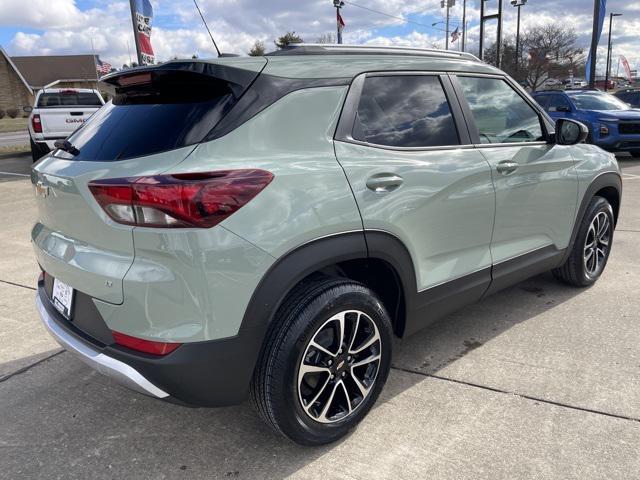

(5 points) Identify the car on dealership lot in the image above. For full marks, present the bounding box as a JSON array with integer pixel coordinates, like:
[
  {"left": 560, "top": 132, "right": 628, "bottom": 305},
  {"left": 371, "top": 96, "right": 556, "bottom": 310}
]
[
  {"left": 533, "top": 88, "right": 640, "bottom": 155},
  {"left": 615, "top": 88, "right": 640, "bottom": 108},
  {"left": 26, "top": 88, "right": 104, "bottom": 161},
  {"left": 32, "top": 45, "right": 621, "bottom": 446}
]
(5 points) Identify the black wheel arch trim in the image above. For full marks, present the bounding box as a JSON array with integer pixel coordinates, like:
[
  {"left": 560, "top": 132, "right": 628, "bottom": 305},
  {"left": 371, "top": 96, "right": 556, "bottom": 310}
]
[{"left": 561, "top": 171, "right": 622, "bottom": 265}]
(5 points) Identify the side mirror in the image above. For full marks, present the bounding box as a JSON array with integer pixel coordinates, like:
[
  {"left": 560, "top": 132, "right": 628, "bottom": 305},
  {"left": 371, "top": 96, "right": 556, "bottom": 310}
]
[
  {"left": 23, "top": 106, "right": 33, "bottom": 113},
  {"left": 555, "top": 119, "right": 589, "bottom": 145},
  {"left": 556, "top": 105, "right": 571, "bottom": 113}
]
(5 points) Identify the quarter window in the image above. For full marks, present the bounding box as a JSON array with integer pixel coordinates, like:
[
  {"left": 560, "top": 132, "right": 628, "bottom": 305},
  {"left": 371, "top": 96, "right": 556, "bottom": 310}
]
[
  {"left": 457, "top": 76, "right": 544, "bottom": 144},
  {"left": 353, "top": 75, "right": 459, "bottom": 148}
]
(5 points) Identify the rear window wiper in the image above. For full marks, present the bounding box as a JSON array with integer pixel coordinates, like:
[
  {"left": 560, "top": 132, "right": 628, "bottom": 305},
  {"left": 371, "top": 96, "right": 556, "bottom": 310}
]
[{"left": 54, "top": 139, "right": 80, "bottom": 156}]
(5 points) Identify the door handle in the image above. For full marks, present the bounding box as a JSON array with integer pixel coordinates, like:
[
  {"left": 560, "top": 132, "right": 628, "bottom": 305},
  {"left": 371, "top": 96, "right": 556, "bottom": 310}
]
[
  {"left": 496, "top": 161, "right": 519, "bottom": 175},
  {"left": 366, "top": 173, "right": 404, "bottom": 193}
]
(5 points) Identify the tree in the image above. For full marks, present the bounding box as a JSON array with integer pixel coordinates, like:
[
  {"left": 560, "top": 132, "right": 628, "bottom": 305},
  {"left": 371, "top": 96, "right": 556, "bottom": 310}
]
[
  {"left": 522, "top": 24, "right": 584, "bottom": 90},
  {"left": 249, "top": 40, "right": 266, "bottom": 56},
  {"left": 274, "top": 31, "right": 303, "bottom": 50},
  {"left": 316, "top": 33, "right": 335, "bottom": 44},
  {"left": 483, "top": 23, "right": 584, "bottom": 91}
]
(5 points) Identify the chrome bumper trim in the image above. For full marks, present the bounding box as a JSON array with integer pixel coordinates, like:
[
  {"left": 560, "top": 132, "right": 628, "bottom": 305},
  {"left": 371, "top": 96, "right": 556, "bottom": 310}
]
[{"left": 36, "top": 294, "right": 169, "bottom": 399}]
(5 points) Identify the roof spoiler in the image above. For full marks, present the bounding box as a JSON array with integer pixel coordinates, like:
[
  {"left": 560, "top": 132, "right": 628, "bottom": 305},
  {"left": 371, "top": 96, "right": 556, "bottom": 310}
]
[{"left": 100, "top": 60, "right": 260, "bottom": 97}]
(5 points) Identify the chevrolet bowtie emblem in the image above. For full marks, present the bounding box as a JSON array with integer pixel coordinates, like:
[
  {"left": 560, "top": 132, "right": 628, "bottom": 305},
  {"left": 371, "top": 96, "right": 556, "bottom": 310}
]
[{"left": 35, "top": 181, "right": 49, "bottom": 198}]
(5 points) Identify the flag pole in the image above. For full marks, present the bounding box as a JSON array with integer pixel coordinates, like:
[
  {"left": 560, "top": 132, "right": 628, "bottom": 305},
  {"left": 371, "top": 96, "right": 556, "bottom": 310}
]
[{"left": 129, "top": 0, "right": 144, "bottom": 65}]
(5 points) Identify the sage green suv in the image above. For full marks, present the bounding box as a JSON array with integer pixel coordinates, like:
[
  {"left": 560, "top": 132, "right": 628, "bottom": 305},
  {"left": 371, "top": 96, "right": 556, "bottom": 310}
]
[{"left": 32, "top": 45, "right": 621, "bottom": 446}]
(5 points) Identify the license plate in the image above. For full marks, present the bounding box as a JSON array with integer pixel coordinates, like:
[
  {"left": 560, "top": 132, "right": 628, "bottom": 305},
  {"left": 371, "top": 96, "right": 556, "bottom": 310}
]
[{"left": 52, "top": 278, "right": 74, "bottom": 319}]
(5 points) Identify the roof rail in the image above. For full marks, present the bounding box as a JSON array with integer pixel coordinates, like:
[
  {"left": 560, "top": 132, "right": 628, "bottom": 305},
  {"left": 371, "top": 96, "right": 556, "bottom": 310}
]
[{"left": 266, "top": 43, "right": 480, "bottom": 62}]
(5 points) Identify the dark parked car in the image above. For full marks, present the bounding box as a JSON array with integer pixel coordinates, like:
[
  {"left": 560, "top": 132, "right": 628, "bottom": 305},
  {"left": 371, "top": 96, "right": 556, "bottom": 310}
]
[{"left": 614, "top": 88, "right": 640, "bottom": 108}]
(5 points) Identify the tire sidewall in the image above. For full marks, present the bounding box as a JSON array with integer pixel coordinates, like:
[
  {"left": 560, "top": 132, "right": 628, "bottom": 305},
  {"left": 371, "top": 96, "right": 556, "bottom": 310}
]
[{"left": 271, "top": 285, "right": 392, "bottom": 445}]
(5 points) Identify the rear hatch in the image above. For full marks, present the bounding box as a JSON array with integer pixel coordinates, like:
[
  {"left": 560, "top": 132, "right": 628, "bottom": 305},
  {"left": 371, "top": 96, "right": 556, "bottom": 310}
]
[
  {"left": 36, "top": 90, "right": 103, "bottom": 138},
  {"left": 32, "top": 59, "right": 266, "bottom": 304}
]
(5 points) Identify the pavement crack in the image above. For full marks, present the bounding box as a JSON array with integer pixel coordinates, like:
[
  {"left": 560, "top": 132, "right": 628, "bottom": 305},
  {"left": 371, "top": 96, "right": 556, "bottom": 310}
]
[
  {"left": 0, "top": 350, "right": 64, "bottom": 383},
  {"left": 0, "top": 279, "right": 36, "bottom": 291},
  {"left": 391, "top": 365, "right": 640, "bottom": 424}
]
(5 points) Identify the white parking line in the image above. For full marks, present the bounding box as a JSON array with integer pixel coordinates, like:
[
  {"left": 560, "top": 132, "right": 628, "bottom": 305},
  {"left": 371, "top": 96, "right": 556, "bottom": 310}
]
[{"left": 0, "top": 171, "right": 29, "bottom": 177}]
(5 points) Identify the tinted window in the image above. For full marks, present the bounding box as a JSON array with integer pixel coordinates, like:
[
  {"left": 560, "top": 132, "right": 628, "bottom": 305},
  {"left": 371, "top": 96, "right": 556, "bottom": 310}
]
[
  {"left": 548, "top": 94, "right": 572, "bottom": 112},
  {"left": 458, "top": 77, "right": 543, "bottom": 144},
  {"left": 37, "top": 92, "right": 103, "bottom": 108},
  {"left": 617, "top": 92, "right": 640, "bottom": 107},
  {"left": 57, "top": 72, "right": 236, "bottom": 161},
  {"left": 353, "top": 75, "right": 459, "bottom": 148},
  {"left": 534, "top": 95, "right": 550, "bottom": 111}
]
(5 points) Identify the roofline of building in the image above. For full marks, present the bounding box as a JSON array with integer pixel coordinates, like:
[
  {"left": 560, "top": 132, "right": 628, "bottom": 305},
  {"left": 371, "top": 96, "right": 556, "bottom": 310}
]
[{"left": 0, "top": 46, "right": 34, "bottom": 95}]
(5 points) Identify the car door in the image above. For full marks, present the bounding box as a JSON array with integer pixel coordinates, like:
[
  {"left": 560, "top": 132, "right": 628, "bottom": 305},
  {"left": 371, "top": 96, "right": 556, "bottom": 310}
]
[
  {"left": 334, "top": 72, "right": 496, "bottom": 334},
  {"left": 451, "top": 74, "right": 579, "bottom": 292}
]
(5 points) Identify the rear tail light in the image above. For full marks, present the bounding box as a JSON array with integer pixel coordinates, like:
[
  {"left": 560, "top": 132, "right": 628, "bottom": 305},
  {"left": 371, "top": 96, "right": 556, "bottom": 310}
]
[
  {"left": 88, "top": 169, "right": 273, "bottom": 228},
  {"left": 32, "top": 114, "right": 42, "bottom": 133},
  {"left": 112, "top": 331, "right": 181, "bottom": 355}
]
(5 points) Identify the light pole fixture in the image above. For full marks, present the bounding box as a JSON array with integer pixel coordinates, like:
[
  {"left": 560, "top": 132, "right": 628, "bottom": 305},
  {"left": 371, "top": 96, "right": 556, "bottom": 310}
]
[
  {"left": 441, "top": 0, "right": 456, "bottom": 51},
  {"left": 510, "top": 0, "right": 527, "bottom": 78},
  {"left": 604, "top": 12, "right": 622, "bottom": 91}
]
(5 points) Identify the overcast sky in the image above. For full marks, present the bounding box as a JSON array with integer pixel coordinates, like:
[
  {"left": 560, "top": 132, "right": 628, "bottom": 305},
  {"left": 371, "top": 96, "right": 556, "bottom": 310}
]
[{"left": 1, "top": 0, "right": 639, "bottom": 75}]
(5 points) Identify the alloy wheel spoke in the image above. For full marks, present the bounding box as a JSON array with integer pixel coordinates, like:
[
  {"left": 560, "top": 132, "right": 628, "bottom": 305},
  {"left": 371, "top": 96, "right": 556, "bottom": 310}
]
[
  {"left": 303, "top": 374, "right": 332, "bottom": 413},
  {"left": 351, "top": 353, "right": 381, "bottom": 369},
  {"left": 347, "top": 313, "right": 361, "bottom": 353},
  {"left": 319, "top": 381, "right": 341, "bottom": 421},
  {"left": 350, "top": 368, "right": 370, "bottom": 397},
  {"left": 349, "top": 329, "right": 380, "bottom": 355},
  {"left": 336, "top": 312, "right": 346, "bottom": 353},
  {"left": 299, "top": 362, "right": 331, "bottom": 376},
  {"left": 309, "top": 340, "right": 337, "bottom": 359},
  {"left": 340, "top": 380, "right": 353, "bottom": 414}
]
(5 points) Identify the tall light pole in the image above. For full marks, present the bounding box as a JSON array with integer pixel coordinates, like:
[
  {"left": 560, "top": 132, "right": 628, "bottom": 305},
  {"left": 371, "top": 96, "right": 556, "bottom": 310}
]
[
  {"left": 461, "top": 0, "right": 467, "bottom": 52},
  {"left": 479, "top": 0, "right": 503, "bottom": 68},
  {"left": 510, "top": 0, "right": 527, "bottom": 78},
  {"left": 604, "top": 13, "right": 622, "bottom": 91},
  {"left": 441, "top": 0, "right": 455, "bottom": 51},
  {"left": 333, "top": 0, "right": 345, "bottom": 44}
]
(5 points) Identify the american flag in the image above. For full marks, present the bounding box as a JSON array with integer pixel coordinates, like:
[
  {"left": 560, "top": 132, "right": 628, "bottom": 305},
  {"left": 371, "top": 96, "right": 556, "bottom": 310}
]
[
  {"left": 451, "top": 27, "right": 460, "bottom": 43},
  {"left": 96, "top": 57, "right": 112, "bottom": 75}
]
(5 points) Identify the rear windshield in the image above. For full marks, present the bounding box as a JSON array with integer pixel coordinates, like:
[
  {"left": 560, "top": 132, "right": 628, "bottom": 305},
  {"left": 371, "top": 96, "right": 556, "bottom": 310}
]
[
  {"left": 37, "top": 91, "right": 103, "bottom": 108},
  {"left": 56, "top": 71, "right": 237, "bottom": 161}
]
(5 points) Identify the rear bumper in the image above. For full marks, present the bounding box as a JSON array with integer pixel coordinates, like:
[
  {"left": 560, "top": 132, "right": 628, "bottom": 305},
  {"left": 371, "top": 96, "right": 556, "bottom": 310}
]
[
  {"left": 36, "top": 293, "right": 169, "bottom": 399},
  {"left": 35, "top": 281, "right": 266, "bottom": 406}
]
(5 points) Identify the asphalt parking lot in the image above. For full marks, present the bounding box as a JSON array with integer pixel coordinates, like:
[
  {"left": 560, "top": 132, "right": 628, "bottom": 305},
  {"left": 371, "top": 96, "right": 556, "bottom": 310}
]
[{"left": 1, "top": 152, "right": 640, "bottom": 480}]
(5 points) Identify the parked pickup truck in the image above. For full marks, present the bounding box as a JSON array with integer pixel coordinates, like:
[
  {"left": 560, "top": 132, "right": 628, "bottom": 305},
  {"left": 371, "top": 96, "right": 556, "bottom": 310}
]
[{"left": 26, "top": 88, "right": 104, "bottom": 161}]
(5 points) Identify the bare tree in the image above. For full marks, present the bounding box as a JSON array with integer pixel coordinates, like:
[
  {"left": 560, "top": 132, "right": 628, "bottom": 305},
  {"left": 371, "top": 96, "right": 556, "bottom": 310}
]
[
  {"left": 316, "top": 33, "right": 336, "bottom": 44},
  {"left": 521, "top": 24, "right": 584, "bottom": 91}
]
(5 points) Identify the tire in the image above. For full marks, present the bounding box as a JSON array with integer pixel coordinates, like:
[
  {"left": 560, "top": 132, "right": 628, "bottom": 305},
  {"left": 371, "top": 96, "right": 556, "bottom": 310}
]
[
  {"left": 250, "top": 276, "right": 393, "bottom": 446},
  {"left": 30, "top": 139, "right": 48, "bottom": 162},
  {"left": 553, "top": 196, "right": 614, "bottom": 287}
]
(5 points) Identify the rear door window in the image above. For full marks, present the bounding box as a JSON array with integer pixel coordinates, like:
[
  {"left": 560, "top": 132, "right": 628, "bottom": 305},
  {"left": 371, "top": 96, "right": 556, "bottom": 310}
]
[
  {"left": 534, "top": 95, "right": 550, "bottom": 111},
  {"left": 57, "top": 71, "right": 239, "bottom": 161},
  {"left": 457, "top": 76, "right": 544, "bottom": 144},
  {"left": 37, "top": 91, "right": 103, "bottom": 108},
  {"left": 353, "top": 75, "right": 459, "bottom": 148}
]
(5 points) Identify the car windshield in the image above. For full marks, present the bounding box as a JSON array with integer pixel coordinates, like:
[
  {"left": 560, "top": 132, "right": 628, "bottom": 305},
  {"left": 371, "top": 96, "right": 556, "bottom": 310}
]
[{"left": 568, "top": 92, "right": 630, "bottom": 111}]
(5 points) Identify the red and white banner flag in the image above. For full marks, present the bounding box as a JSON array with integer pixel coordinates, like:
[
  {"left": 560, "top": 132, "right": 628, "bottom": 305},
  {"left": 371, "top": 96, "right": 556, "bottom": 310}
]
[
  {"left": 620, "top": 55, "right": 633, "bottom": 82},
  {"left": 133, "top": 0, "right": 155, "bottom": 65}
]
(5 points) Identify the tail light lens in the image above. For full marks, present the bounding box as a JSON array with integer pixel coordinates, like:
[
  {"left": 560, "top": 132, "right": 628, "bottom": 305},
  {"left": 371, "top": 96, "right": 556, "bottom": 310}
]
[
  {"left": 112, "top": 331, "right": 181, "bottom": 355},
  {"left": 88, "top": 169, "right": 273, "bottom": 228},
  {"left": 32, "top": 114, "right": 42, "bottom": 133}
]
